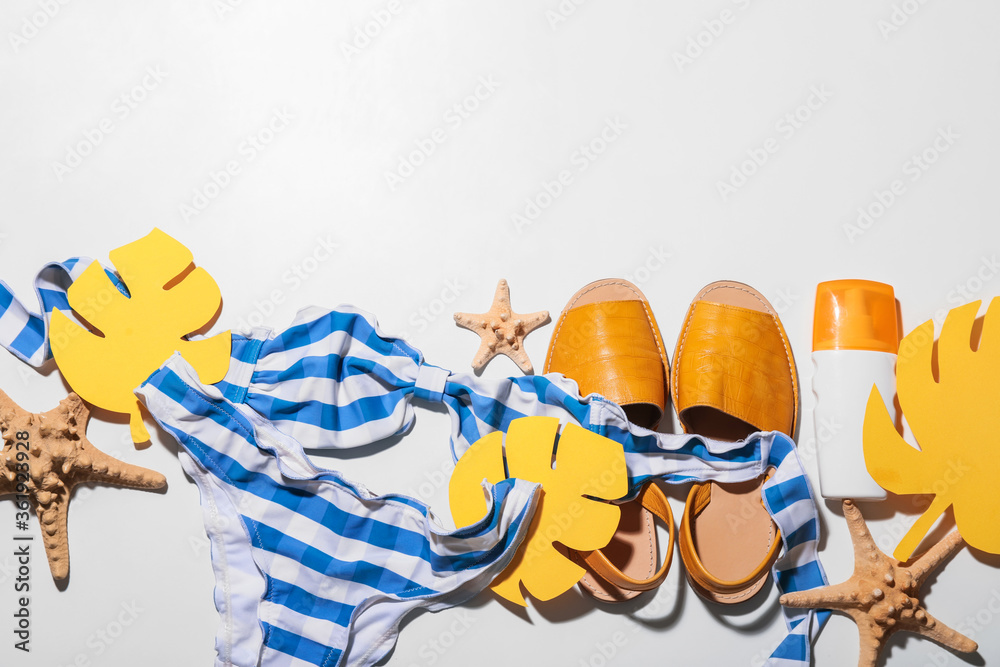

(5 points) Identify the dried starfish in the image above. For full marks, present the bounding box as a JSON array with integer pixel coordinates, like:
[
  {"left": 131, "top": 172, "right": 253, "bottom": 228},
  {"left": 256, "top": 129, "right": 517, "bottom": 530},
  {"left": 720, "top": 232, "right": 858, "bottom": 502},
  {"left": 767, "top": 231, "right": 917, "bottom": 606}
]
[
  {"left": 780, "top": 500, "right": 976, "bottom": 667},
  {"left": 453, "top": 279, "right": 549, "bottom": 374},
  {"left": 0, "top": 390, "right": 166, "bottom": 580}
]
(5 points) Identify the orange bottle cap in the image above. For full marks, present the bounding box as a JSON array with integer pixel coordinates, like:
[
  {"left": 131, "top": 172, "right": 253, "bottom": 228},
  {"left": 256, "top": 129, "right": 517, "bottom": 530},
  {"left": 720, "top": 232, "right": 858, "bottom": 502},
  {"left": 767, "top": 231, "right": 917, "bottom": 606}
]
[{"left": 813, "top": 280, "right": 899, "bottom": 353}]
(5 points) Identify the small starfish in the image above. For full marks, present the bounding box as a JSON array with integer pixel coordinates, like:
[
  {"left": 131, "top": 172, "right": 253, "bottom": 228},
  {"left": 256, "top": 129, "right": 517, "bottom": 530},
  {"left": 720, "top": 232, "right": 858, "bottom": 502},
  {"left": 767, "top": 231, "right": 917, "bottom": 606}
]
[
  {"left": 780, "top": 500, "right": 976, "bottom": 667},
  {"left": 0, "top": 390, "right": 167, "bottom": 580},
  {"left": 454, "top": 279, "right": 549, "bottom": 374}
]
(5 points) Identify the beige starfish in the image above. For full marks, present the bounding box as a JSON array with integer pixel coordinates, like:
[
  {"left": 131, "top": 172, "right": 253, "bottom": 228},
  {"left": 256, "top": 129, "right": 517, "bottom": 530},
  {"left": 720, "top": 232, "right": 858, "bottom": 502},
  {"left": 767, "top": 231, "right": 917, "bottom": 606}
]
[
  {"left": 780, "top": 500, "right": 976, "bottom": 667},
  {"left": 0, "top": 390, "right": 167, "bottom": 580},
  {"left": 454, "top": 279, "right": 549, "bottom": 374}
]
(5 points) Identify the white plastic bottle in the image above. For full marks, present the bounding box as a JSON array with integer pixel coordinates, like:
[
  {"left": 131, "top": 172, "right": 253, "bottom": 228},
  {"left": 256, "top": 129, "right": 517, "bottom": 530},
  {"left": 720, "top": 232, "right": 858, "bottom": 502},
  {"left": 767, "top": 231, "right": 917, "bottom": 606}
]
[{"left": 812, "top": 280, "right": 899, "bottom": 501}]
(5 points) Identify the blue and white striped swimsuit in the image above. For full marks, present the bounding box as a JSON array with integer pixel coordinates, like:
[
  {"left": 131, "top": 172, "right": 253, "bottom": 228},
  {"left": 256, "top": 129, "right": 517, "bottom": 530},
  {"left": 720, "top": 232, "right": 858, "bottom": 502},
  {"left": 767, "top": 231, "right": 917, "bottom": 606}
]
[
  {"left": 1, "top": 261, "right": 830, "bottom": 667},
  {"left": 138, "top": 353, "right": 539, "bottom": 667}
]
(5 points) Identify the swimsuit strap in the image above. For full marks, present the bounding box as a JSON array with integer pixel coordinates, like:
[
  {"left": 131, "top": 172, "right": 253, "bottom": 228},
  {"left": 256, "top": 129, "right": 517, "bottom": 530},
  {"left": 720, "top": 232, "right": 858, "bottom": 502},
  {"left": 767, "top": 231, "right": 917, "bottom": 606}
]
[{"left": 0, "top": 258, "right": 127, "bottom": 367}]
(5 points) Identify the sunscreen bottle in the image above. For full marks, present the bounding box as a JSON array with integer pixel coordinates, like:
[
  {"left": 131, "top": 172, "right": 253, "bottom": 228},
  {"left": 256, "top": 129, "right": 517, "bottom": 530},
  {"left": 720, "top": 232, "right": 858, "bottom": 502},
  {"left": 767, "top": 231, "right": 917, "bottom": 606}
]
[{"left": 812, "top": 280, "right": 899, "bottom": 501}]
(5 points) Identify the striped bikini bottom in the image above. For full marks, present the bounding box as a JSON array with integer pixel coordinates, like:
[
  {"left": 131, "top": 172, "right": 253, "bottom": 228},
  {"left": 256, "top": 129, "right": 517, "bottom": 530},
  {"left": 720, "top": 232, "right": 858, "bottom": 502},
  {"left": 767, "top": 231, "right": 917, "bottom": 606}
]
[{"left": 135, "top": 306, "right": 828, "bottom": 667}]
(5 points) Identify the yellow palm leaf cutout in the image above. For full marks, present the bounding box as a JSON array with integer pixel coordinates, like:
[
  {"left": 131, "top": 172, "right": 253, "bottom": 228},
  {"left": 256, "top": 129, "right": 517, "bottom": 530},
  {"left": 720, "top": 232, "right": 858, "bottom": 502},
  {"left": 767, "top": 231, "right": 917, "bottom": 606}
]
[
  {"left": 864, "top": 298, "right": 1000, "bottom": 561},
  {"left": 50, "top": 228, "right": 231, "bottom": 444},
  {"left": 449, "top": 417, "right": 627, "bottom": 606}
]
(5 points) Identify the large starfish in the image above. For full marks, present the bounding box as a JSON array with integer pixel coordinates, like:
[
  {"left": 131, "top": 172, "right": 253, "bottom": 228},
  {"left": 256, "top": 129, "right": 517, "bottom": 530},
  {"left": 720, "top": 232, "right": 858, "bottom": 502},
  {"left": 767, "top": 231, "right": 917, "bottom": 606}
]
[
  {"left": 780, "top": 500, "right": 976, "bottom": 667},
  {"left": 0, "top": 390, "right": 166, "bottom": 580},
  {"left": 454, "top": 279, "right": 549, "bottom": 374}
]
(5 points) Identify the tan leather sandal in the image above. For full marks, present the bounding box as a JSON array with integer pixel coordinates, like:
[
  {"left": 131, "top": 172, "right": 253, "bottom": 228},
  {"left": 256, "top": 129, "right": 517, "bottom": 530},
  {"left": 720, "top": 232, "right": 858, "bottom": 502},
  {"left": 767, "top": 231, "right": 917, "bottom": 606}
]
[
  {"left": 571, "top": 481, "right": 675, "bottom": 602},
  {"left": 544, "top": 278, "right": 673, "bottom": 601},
  {"left": 672, "top": 280, "right": 798, "bottom": 605}
]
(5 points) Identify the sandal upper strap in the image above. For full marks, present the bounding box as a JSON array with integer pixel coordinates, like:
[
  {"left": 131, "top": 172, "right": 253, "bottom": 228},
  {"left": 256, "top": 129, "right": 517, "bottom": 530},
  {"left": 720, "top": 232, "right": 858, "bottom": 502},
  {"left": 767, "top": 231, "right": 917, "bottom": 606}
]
[{"left": 673, "top": 300, "right": 797, "bottom": 435}]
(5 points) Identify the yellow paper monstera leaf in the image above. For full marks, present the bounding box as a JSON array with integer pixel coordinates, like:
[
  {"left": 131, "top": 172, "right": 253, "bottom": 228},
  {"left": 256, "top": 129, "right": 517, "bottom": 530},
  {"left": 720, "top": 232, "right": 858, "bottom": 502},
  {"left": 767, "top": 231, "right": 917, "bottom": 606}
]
[
  {"left": 864, "top": 297, "right": 1000, "bottom": 560},
  {"left": 449, "top": 416, "right": 627, "bottom": 606},
  {"left": 50, "top": 229, "right": 231, "bottom": 444}
]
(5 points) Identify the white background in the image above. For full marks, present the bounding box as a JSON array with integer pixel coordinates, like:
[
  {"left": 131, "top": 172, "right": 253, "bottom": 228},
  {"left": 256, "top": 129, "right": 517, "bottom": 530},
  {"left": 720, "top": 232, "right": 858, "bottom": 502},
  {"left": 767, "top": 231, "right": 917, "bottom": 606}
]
[{"left": 2, "top": 1, "right": 1000, "bottom": 665}]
